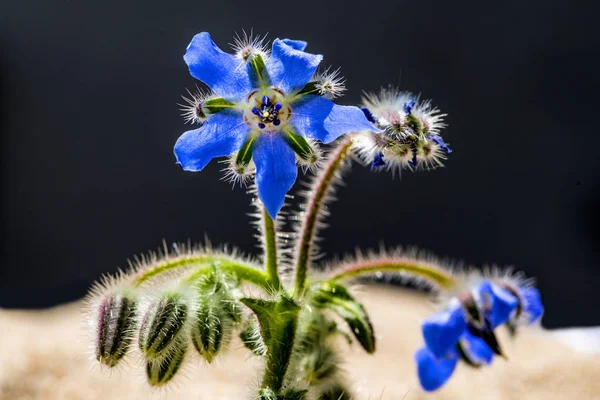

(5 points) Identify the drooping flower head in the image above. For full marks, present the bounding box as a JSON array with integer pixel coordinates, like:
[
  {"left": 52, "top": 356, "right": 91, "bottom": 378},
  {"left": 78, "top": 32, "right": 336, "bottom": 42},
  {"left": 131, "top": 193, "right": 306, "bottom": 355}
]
[
  {"left": 174, "top": 32, "right": 378, "bottom": 217},
  {"left": 355, "top": 86, "right": 451, "bottom": 174},
  {"left": 415, "top": 276, "right": 543, "bottom": 392}
]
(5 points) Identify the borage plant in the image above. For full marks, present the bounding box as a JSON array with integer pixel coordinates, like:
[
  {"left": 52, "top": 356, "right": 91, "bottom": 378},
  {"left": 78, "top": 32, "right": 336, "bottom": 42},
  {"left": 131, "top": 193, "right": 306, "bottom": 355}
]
[{"left": 85, "top": 32, "right": 544, "bottom": 399}]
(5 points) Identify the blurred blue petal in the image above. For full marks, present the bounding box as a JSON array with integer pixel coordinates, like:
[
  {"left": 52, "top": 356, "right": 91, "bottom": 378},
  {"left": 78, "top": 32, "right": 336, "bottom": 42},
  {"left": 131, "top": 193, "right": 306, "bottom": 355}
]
[
  {"left": 267, "top": 39, "right": 322, "bottom": 94},
  {"left": 281, "top": 39, "right": 307, "bottom": 51},
  {"left": 371, "top": 152, "right": 386, "bottom": 170},
  {"left": 290, "top": 95, "right": 380, "bottom": 144},
  {"left": 253, "top": 134, "right": 298, "bottom": 218},
  {"left": 461, "top": 331, "right": 494, "bottom": 365},
  {"left": 184, "top": 32, "right": 251, "bottom": 101},
  {"left": 522, "top": 288, "right": 544, "bottom": 323},
  {"left": 479, "top": 281, "right": 519, "bottom": 328},
  {"left": 415, "top": 347, "right": 458, "bottom": 392},
  {"left": 422, "top": 304, "right": 467, "bottom": 358},
  {"left": 428, "top": 134, "right": 453, "bottom": 154},
  {"left": 174, "top": 110, "right": 249, "bottom": 171}
]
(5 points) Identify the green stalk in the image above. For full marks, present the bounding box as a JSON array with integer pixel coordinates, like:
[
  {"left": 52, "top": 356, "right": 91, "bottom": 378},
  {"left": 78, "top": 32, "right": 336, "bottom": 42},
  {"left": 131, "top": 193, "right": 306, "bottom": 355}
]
[
  {"left": 294, "top": 137, "right": 354, "bottom": 295},
  {"left": 329, "top": 260, "right": 456, "bottom": 289},
  {"left": 184, "top": 262, "right": 271, "bottom": 291},
  {"left": 132, "top": 255, "right": 268, "bottom": 289},
  {"left": 263, "top": 206, "right": 282, "bottom": 289}
]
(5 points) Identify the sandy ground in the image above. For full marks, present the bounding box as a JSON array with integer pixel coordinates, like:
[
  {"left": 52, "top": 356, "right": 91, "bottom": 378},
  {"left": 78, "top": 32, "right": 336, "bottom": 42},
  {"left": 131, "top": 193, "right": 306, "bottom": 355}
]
[{"left": 1, "top": 285, "right": 599, "bottom": 400}]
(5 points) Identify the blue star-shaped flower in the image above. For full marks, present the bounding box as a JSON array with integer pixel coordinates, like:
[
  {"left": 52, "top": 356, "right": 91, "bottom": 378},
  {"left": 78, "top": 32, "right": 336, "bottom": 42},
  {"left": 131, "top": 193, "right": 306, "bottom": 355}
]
[
  {"left": 174, "top": 33, "right": 378, "bottom": 217},
  {"left": 415, "top": 280, "right": 520, "bottom": 391}
]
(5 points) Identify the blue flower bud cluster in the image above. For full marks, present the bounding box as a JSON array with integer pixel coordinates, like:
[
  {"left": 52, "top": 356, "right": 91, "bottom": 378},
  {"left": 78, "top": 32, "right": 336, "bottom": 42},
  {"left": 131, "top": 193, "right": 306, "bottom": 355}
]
[{"left": 416, "top": 279, "right": 544, "bottom": 391}]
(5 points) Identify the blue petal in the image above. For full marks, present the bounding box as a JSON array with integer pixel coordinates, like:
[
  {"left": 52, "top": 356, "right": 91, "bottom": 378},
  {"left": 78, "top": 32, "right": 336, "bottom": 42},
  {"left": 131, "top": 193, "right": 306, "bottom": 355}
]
[
  {"left": 371, "top": 152, "right": 386, "bottom": 170},
  {"left": 479, "top": 281, "right": 519, "bottom": 328},
  {"left": 460, "top": 331, "right": 494, "bottom": 365},
  {"left": 174, "top": 110, "right": 249, "bottom": 171},
  {"left": 253, "top": 133, "right": 298, "bottom": 218},
  {"left": 361, "top": 107, "right": 377, "bottom": 123},
  {"left": 281, "top": 39, "right": 307, "bottom": 51},
  {"left": 184, "top": 32, "right": 251, "bottom": 101},
  {"left": 415, "top": 347, "right": 458, "bottom": 392},
  {"left": 290, "top": 95, "right": 381, "bottom": 144},
  {"left": 403, "top": 98, "right": 416, "bottom": 115},
  {"left": 428, "top": 135, "right": 453, "bottom": 154},
  {"left": 521, "top": 288, "right": 544, "bottom": 324},
  {"left": 422, "top": 304, "right": 467, "bottom": 359},
  {"left": 266, "top": 39, "right": 322, "bottom": 94}
]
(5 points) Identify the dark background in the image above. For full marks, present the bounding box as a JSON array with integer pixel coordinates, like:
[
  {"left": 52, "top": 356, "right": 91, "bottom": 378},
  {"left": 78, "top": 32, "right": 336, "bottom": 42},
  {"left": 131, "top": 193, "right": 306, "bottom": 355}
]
[{"left": 1, "top": 0, "right": 599, "bottom": 328}]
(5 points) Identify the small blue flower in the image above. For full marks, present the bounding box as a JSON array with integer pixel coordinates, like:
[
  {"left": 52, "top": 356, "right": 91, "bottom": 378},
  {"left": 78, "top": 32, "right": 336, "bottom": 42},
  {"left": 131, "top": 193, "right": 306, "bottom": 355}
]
[
  {"left": 415, "top": 280, "right": 522, "bottom": 391},
  {"left": 174, "top": 32, "right": 378, "bottom": 217}
]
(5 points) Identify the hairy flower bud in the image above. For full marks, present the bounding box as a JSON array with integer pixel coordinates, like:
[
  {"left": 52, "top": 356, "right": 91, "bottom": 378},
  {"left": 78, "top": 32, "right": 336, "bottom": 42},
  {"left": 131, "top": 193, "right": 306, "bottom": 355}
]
[
  {"left": 139, "top": 293, "right": 189, "bottom": 359},
  {"left": 146, "top": 341, "right": 187, "bottom": 386},
  {"left": 95, "top": 293, "right": 137, "bottom": 367},
  {"left": 191, "top": 270, "right": 243, "bottom": 362}
]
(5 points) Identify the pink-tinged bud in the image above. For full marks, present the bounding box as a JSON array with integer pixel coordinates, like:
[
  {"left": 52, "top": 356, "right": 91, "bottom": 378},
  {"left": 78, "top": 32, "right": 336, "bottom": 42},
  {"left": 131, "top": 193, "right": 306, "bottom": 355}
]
[{"left": 95, "top": 294, "right": 137, "bottom": 367}]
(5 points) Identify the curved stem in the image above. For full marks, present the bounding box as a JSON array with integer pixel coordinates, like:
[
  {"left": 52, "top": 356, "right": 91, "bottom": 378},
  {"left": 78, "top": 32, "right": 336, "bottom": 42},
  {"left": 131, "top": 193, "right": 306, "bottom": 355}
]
[
  {"left": 262, "top": 206, "right": 282, "bottom": 289},
  {"left": 132, "top": 255, "right": 264, "bottom": 288},
  {"left": 294, "top": 136, "right": 354, "bottom": 295},
  {"left": 184, "top": 261, "right": 272, "bottom": 291},
  {"left": 329, "top": 259, "right": 456, "bottom": 289}
]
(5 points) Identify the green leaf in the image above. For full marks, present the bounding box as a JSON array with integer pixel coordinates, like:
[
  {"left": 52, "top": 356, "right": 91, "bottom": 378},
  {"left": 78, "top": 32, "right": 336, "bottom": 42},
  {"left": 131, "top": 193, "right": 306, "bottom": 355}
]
[
  {"left": 203, "top": 97, "right": 235, "bottom": 114},
  {"left": 310, "top": 282, "right": 375, "bottom": 353},
  {"left": 240, "top": 296, "right": 300, "bottom": 392},
  {"left": 282, "top": 129, "right": 315, "bottom": 161}
]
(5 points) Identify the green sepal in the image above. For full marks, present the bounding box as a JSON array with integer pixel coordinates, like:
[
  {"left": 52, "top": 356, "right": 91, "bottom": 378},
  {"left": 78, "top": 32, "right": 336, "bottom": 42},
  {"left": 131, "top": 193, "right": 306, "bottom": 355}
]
[
  {"left": 310, "top": 282, "right": 375, "bottom": 354},
  {"left": 406, "top": 114, "right": 424, "bottom": 136},
  {"left": 146, "top": 341, "right": 187, "bottom": 386},
  {"left": 240, "top": 295, "right": 300, "bottom": 392},
  {"left": 138, "top": 293, "right": 188, "bottom": 359},
  {"left": 282, "top": 129, "right": 315, "bottom": 161},
  {"left": 248, "top": 53, "right": 270, "bottom": 88},
  {"left": 297, "top": 81, "right": 321, "bottom": 97},
  {"left": 235, "top": 135, "right": 255, "bottom": 167},
  {"left": 203, "top": 97, "right": 235, "bottom": 114}
]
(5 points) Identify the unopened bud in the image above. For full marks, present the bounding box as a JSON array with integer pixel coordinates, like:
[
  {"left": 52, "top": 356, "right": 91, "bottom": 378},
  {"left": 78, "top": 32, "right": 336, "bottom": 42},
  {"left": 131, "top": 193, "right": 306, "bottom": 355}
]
[
  {"left": 139, "top": 293, "right": 189, "bottom": 359},
  {"left": 95, "top": 293, "right": 137, "bottom": 367},
  {"left": 191, "top": 271, "right": 243, "bottom": 362},
  {"left": 146, "top": 341, "right": 187, "bottom": 386}
]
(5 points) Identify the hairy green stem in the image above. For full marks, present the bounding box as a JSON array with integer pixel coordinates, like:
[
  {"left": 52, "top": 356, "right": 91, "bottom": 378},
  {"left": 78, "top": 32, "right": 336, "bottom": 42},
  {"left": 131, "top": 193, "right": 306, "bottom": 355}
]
[
  {"left": 294, "top": 137, "right": 354, "bottom": 295},
  {"left": 132, "top": 255, "right": 268, "bottom": 289},
  {"left": 329, "top": 259, "right": 456, "bottom": 289},
  {"left": 183, "top": 262, "right": 272, "bottom": 291},
  {"left": 263, "top": 206, "right": 282, "bottom": 289}
]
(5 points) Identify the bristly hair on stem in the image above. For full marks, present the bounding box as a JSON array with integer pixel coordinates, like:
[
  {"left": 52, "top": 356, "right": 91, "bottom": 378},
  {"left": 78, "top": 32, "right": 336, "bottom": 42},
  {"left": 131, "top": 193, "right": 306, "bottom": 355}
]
[
  {"left": 247, "top": 185, "right": 291, "bottom": 288},
  {"left": 324, "top": 247, "right": 459, "bottom": 292},
  {"left": 292, "top": 136, "right": 356, "bottom": 296}
]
